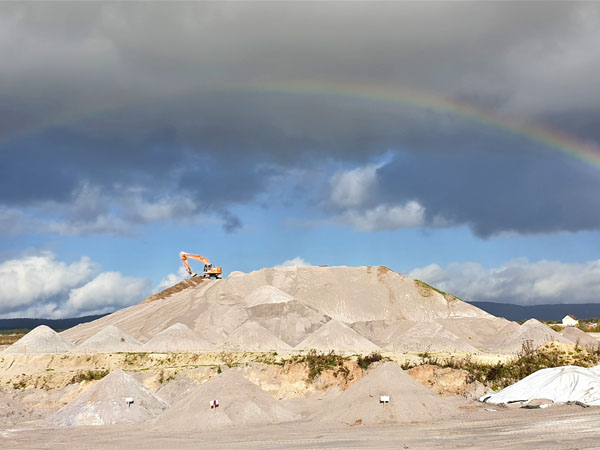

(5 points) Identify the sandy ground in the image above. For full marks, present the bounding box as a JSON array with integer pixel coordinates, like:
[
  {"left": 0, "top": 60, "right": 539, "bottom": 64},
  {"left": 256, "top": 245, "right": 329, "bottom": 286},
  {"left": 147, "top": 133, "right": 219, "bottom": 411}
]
[{"left": 3, "top": 404, "right": 600, "bottom": 449}]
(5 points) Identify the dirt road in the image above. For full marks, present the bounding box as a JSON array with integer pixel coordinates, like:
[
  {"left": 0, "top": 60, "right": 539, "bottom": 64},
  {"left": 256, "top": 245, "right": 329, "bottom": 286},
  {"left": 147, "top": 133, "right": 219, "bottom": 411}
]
[{"left": 3, "top": 404, "right": 600, "bottom": 449}]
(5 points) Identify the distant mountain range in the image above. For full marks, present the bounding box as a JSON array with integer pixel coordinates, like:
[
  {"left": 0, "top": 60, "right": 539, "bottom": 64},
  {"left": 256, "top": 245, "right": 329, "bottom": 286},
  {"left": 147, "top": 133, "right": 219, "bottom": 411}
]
[
  {"left": 0, "top": 314, "right": 108, "bottom": 331},
  {"left": 470, "top": 302, "right": 600, "bottom": 322}
]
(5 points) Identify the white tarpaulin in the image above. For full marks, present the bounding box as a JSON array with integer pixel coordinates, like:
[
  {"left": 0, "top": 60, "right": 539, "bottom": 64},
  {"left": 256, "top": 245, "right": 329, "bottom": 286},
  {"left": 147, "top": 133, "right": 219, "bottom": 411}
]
[{"left": 481, "top": 365, "right": 600, "bottom": 405}]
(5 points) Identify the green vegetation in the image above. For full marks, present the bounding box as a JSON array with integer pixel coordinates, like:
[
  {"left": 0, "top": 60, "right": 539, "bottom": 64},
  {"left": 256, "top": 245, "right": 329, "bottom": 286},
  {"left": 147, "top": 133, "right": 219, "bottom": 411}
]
[
  {"left": 414, "top": 280, "right": 462, "bottom": 301},
  {"left": 283, "top": 349, "right": 349, "bottom": 382},
  {"left": 70, "top": 369, "right": 109, "bottom": 383},
  {"left": 356, "top": 351, "right": 384, "bottom": 370},
  {"left": 409, "top": 340, "right": 600, "bottom": 389}
]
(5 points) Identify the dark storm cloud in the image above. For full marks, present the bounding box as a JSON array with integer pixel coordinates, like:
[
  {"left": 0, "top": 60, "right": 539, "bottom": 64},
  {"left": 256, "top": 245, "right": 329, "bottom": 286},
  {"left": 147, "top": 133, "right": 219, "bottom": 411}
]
[{"left": 1, "top": 2, "right": 600, "bottom": 235}]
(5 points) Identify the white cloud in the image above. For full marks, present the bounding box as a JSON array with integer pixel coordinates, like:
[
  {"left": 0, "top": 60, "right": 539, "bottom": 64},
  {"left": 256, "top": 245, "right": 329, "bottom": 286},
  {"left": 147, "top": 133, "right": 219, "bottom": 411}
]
[
  {"left": 65, "top": 272, "right": 151, "bottom": 317},
  {"left": 0, "top": 252, "right": 151, "bottom": 318},
  {"left": 154, "top": 266, "right": 189, "bottom": 293},
  {"left": 0, "top": 252, "right": 97, "bottom": 311},
  {"left": 409, "top": 259, "right": 600, "bottom": 305},
  {"left": 276, "top": 257, "right": 311, "bottom": 267},
  {"left": 330, "top": 164, "right": 379, "bottom": 208},
  {"left": 342, "top": 202, "right": 425, "bottom": 231},
  {"left": 328, "top": 163, "right": 426, "bottom": 232}
]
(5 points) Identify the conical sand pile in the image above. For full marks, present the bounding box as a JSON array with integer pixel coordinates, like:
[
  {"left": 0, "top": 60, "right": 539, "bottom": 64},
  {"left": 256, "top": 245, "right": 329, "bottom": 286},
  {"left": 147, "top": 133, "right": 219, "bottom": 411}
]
[
  {"left": 4, "top": 325, "right": 75, "bottom": 354},
  {"left": 142, "top": 323, "right": 215, "bottom": 352},
  {"left": 224, "top": 321, "right": 293, "bottom": 351},
  {"left": 295, "top": 319, "right": 380, "bottom": 352},
  {"left": 496, "top": 319, "right": 572, "bottom": 351},
  {"left": 436, "top": 317, "right": 520, "bottom": 351},
  {"left": 560, "top": 326, "right": 600, "bottom": 348},
  {"left": 75, "top": 325, "right": 142, "bottom": 353},
  {"left": 317, "top": 362, "right": 454, "bottom": 425},
  {"left": 247, "top": 301, "right": 331, "bottom": 347},
  {"left": 244, "top": 285, "right": 293, "bottom": 307},
  {"left": 379, "top": 321, "right": 478, "bottom": 352},
  {"left": 154, "top": 370, "right": 298, "bottom": 430},
  {"left": 46, "top": 369, "right": 168, "bottom": 426}
]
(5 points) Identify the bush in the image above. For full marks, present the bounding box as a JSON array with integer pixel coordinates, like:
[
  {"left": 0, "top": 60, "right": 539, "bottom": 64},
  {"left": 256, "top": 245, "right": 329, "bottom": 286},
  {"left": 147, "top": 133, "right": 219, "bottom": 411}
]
[
  {"left": 356, "top": 352, "right": 383, "bottom": 370},
  {"left": 71, "top": 369, "right": 109, "bottom": 383}
]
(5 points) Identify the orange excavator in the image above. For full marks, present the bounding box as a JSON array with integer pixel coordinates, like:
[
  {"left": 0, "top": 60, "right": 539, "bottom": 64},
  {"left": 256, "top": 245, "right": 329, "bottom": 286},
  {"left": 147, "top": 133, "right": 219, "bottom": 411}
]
[{"left": 179, "top": 252, "right": 223, "bottom": 279}]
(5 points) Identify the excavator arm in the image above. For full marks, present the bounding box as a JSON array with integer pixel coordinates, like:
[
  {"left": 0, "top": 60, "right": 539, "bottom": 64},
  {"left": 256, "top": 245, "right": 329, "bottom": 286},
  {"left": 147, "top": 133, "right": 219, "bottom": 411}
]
[{"left": 179, "top": 252, "right": 222, "bottom": 279}]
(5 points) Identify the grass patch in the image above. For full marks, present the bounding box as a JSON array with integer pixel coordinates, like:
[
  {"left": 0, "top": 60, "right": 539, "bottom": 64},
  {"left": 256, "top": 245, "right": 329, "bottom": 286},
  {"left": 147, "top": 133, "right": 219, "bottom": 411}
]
[{"left": 414, "top": 280, "right": 462, "bottom": 301}]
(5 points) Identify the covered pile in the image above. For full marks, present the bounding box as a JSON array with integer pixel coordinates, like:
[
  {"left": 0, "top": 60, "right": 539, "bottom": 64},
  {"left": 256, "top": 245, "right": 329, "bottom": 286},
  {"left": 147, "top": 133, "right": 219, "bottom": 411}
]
[{"left": 481, "top": 365, "right": 600, "bottom": 406}]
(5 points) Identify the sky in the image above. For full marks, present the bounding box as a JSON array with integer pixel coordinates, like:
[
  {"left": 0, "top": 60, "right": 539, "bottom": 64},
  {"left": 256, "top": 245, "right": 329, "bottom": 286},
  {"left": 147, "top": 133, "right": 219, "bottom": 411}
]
[{"left": 2, "top": 2, "right": 600, "bottom": 318}]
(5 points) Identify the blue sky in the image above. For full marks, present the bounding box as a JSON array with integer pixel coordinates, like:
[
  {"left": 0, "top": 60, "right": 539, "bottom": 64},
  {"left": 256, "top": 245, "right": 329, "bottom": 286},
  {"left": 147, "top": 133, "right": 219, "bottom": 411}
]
[{"left": 2, "top": 2, "right": 600, "bottom": 318}]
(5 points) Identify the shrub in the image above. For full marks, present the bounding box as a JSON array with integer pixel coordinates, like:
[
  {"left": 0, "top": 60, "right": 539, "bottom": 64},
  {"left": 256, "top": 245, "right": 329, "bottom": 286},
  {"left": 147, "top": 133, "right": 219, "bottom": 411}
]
[{"left": 356, "top": 352, "right": 383, "bottom": 370}]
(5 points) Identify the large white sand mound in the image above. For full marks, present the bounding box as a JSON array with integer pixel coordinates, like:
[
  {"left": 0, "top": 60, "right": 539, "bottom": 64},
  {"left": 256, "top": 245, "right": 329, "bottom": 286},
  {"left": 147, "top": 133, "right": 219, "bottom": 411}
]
[
  {"left": 223, "top": 321, "right": 292, "bottom": 352},
  {"left": 142, "top": 323, "right": 215, "bottom": 352},
  {"left": 75, "top": 325, "right": 142, "bottom": 353},
  {"left": 317, "top": 362, "right": 454, "bottom": 425},
  {"left": 295, "top": 319, "right": 380, "bottom": 352},
  {"left": 4, "top": 325, "right": 75, "bottom": 354},
  {"left": 46, "top": 369, "right": 168, "bottom": 426},
  {"left": 62, "top": 266, "right": 492, "bottom": 349},
  {"left": 154, "top": 370, "right": 298, "bottom": 430},
  {"left": 481, "top": 365, "right": 600, "bottom": 405}
]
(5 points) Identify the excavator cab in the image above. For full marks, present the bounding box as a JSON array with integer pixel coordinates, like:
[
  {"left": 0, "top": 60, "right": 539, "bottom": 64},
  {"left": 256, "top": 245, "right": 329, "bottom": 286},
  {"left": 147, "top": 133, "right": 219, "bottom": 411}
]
[{"left": 202, "top": 263, "right": 222, "bottom": 279}]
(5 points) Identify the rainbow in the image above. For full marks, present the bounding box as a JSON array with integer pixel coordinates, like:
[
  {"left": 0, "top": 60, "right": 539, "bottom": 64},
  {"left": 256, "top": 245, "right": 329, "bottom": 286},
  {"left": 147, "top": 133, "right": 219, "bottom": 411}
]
[
  {"left": 5, "top": 80, "right": 600, "bottom": 171},
  {"left": 248, "top": 80, "right": 600, "bottom": 170}
]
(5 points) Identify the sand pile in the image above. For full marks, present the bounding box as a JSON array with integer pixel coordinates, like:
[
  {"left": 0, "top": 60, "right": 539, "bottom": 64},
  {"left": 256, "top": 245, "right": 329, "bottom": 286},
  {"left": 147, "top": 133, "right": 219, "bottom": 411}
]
[
  {"left": 62, "top": 266, "right": 492, "bottom": 349},
  {"left": 224, "top": 321, "right": 293, "bottom": 352},
  {"left": 154, "top": 370, "right": 298, "bottom": 430},
  {"left": 560, "top": 327, "right": 600, "bottom": 348},
  {"left": 295, "top": 319, "right": 380, "bottom": 352},
  {"left": 481, "top": 365, "right": 600, "bottom": 405},
  {"left": 436, "top": 317, "right": 520, "bottom": 351},
  {"left": 4, "top": 325, "right": 75, "bottom": 354},
  {"left": 378, "top": 321, "right": 478, "bottom": 353},
  {"left": 247, "top": 301, "right": 331, "bottom": 347},
  {"left": 46, "top": 369, "right": 168, "bottom": 426},
  {"left": 318, "top": 362, "right": 454, "bottom": 425},
  {"left": 155, "top": 374, "right": 201, "bottom": 405},
  {"left": 142, "top": 323, "right": 214, "bottom": 352},
  {"left": 350, "top": 320, "right": 391, "bottom": 343},
  {"left": 75, "top": 325, "right": 142, "bottom": 353},
  {"left": 244, "top": 285, "right": 293, "bottom": 307},
  {"left": 495, "top": 319, "right": 571, "bottom": 351}
]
